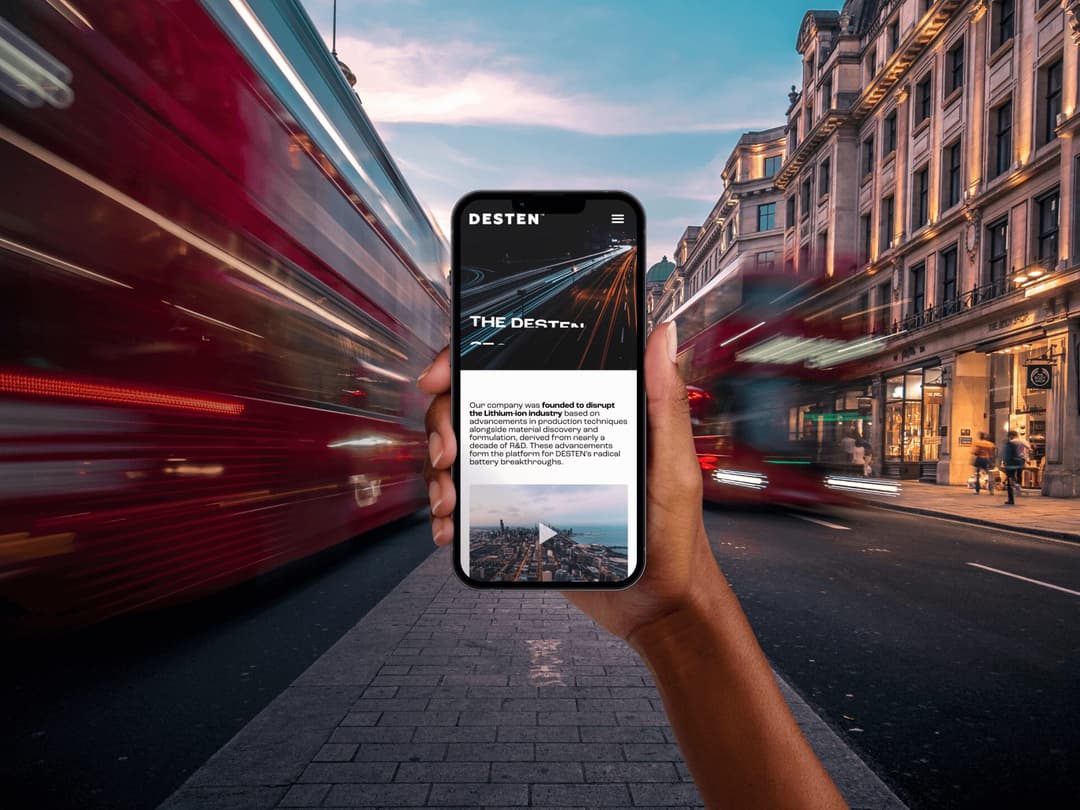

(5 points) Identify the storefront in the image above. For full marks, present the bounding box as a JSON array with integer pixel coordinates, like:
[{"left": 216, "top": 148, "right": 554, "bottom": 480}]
[{"left": 882, "top": 366, "right": 944, "bottom": 479}]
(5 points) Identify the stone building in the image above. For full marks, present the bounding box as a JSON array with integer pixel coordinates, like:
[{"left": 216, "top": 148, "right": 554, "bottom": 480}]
[
  {"left": 649, "top": 127, "right": 788, "bottom": 327},
  {"left": 776, "top": 0, "right": 1080, "bottom": 496}
]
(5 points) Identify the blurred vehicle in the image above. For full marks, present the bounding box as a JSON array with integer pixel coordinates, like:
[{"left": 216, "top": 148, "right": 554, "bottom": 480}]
[
  {"left": 0, "top": 0, "right": 448, "bottom": 629},
  {"left": 670, "top": 269, "right": 875, "bottom": 508}
]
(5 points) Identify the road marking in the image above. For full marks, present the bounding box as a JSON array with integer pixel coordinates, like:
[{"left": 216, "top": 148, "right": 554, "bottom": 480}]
[
  {"left": 793, "top": 514, "right": 850, "bottom": 531},
  {"left": 966, "top": 562, "right": 1080, "bottom": 597}
]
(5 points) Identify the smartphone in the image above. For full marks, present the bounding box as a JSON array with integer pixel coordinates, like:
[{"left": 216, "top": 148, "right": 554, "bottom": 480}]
[{"left": 451, "top": 191, "right": 645, "bottom": 589}]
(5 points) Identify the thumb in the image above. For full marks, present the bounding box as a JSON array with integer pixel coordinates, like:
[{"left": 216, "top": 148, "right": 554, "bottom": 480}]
[{"left": 644, "top": 322, "right": 703, "bottom": 509}]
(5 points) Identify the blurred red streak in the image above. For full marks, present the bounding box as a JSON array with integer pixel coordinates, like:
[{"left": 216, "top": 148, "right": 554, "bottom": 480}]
[{"left": 0, "top": 371, "right": 244, "bottom": 415}]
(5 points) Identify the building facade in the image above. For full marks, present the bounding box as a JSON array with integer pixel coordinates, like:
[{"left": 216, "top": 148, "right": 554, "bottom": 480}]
[
  {"left": 776, "top": 0, "right": 1080, "bottom": 496},
  {"left": 650, "top": 127, "right": 788, "bottom": 326}
]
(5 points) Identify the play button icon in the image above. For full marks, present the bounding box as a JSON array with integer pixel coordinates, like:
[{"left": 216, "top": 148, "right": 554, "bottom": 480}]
[{"left": 538, "top": 522, "right": 558, "bottom": 544}]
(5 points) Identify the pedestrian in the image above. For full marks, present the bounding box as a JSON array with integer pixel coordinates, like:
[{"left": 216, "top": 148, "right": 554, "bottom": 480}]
[
  {"left": 971, "top": 432, "right": 995, "bottom": 495},
  {"left": 852, "top": 435, "right": 866, "bottom": 474},
  {"left": 1001, "top": 430, "right": 1027, "bottom": 505},
  {"left": 840, "top": 430, "right": 856, "bottom": 463},
  {"left": 418, "top": 325, "right": 847, "bottom": 810}
]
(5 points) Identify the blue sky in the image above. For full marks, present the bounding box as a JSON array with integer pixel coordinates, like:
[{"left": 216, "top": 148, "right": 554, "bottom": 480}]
[{"left": 302, "top": 0, "right": 826, "bottom": 268}]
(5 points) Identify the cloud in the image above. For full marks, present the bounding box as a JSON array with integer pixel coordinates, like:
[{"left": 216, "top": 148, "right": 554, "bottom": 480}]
[{"left": 335, "top": 33, "right": 783, "bottom": 136}]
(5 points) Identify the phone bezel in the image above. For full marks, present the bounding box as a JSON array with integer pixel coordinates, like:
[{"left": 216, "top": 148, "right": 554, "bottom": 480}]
[{"left": 450, "top": 190, "right": 647, "bottom": 590}]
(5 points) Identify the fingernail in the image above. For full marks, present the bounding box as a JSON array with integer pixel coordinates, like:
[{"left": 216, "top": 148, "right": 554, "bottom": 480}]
[
  {"left": 667, "top": 321, "right": 678, "bottom": 364},
  {"left": 417, "top": 360, "right": 433, "bottom": 382},
  {"left": 429, "top": 431, "right": 444, "bottom": 467},
  {"left": 433, "top": 520, "right": 449, "bottom": 545},
  {"left": 429, "top": 478, "right": 442, "bottom": 513}
]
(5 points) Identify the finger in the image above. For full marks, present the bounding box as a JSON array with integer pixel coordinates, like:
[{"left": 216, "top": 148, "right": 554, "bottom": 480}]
[
  {"left": 418, "top": 346, "right": 451, "bottom": 395},
  {"left": 644, "top": 322, "right": 702, "bottom": 505},
  {"left": 428, "top": 468, "right": 457, "bottom": 518},
  {"left": 424, "top": 394, "right": 457, "bottom": 470},
  {"left": 432, "top": 515, "right": 454, "bottom": 546}
]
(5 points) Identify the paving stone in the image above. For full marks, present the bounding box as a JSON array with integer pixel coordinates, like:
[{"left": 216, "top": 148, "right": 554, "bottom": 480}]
[
  {"left": 278, "top": 782, "right": 330, "bottom": 807},
  {"left": 495, "top": 725, "right": 580, "bottom": 742},
  {"left": 395, "top": 761, "right": 490, "bottom": 782},
  {"left": 377, "top": 710, "right": 458, "bottom": 726},
  {"left": 445, "top": 742, "right": 534, "bottom": 761},
  {"left": 353, "top": 742, "right": 446, "bottom": 762},
  {"left": 628, "top": 782, "right": 705, "bottom": 806},
  {"left": 322, "top": 782, "right": 430, "bottom": 806},
  {"left": 584, "top": 762, "right": 679, "bottom": 782},
  {"left": 412, "top": 725, "right": 497, "bottom": 742},
  {"left": 539, "top": 711, "right": 618, "bottom": 726},
  {"left": 615, "top": 712, "right": 672, "bottom": 727},
  {"left": 427, "top": 783, "right": 529, "bottom": 806},
  {"left": 579, "top": 726, "right": 664, "bottom": 743},
  {"left": 531, "top": 783, "right": 633, "bottom": 806},
  {"left": 623, "top": 744, "right": 683, "bottom": 761},
  {"left": 350, "top": 698, "right": 429, "bottom": 712},
  {"left": 459, "top": 710, "right": 537, "bottom": 726},
  {"left": 312, "top": 743, "right": 357, "bottom": 762},
  {"left": 535, "top": 743, "right": 624, "bottom": 762},
  {"left": 491, "top": 761, "right": 584, "bottom": 783},
  {"left": 328, "top": 726, "right": 414, "bottom": 744},
  {"left": 297, "top": 761, "right": 395, "bottom": 783}
]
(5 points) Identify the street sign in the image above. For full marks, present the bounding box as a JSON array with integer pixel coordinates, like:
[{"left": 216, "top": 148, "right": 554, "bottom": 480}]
[{"left": 1026, "top": 364, "right": 1052, "bottom": 390}]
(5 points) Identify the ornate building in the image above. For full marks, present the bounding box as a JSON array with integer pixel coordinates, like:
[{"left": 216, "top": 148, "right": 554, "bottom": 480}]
[
  {"left": 649, "top": 127, "right": 787, "bottom": 326},
  {"left": 777, "top": 0, "right": 1080, "bottom": 496}
]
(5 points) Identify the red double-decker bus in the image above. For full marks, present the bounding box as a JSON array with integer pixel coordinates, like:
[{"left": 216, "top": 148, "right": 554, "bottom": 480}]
[
  {"left": 0, "top": 1, "right": 448, "bottom": 628},
  {"left": 668, "top": 270, "right": 880, "bottom": 507}
]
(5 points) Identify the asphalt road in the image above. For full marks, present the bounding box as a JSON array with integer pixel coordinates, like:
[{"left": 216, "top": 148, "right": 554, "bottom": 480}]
[
  {"left": 705, "top": 504, "right": 1080, "bottom": 810},
  {"left": 1, "top": 513, "right": 436, "bottom": 810}
]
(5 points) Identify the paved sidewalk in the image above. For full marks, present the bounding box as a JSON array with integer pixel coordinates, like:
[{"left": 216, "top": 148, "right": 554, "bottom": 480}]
[
  {"left": 161, "top": 547, "right": 905, "bottom": 810},
  {"left": 869, "top": 481, "right": 1080, "bottom": 542}
]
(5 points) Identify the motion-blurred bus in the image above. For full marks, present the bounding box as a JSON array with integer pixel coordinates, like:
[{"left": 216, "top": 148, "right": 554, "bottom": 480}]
[{"left": 0, "top": 0, "right": 447, "bottom": 628}]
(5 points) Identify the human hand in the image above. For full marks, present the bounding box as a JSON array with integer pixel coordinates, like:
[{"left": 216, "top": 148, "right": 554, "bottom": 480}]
[{"left": 417, "top": 322, "right": 725, "bottom": 646}]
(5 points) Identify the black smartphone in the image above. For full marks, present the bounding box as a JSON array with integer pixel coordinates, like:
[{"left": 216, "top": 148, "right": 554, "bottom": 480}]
[{"left": 451, "top": 191, "right": 646, "bottom": 589}]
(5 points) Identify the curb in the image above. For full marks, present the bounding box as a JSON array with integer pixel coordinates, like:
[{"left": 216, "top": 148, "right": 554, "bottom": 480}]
[{"left": 869, "top": 501, "right": 1080, "bottom": 543}]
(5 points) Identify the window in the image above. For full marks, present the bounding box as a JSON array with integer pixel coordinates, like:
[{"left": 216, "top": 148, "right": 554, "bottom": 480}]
[
  {"left": 880, "top": 195, "right": 895, "bottom": 250},
  {"left": 909, "top": 263, "right": 926, "bottom": 319},
  {"left": 1040, "top": 58, "right": 1063, "bottom": 147},
  {"left": 860, "top": 213, "right": 873, "bottom": 264},
  {"left": 764, "top": 154, "right": 782, "bottom": 177},
  {"left": 992, "top": 0, "right": 1015, "bottom": 51},
  {"left": 801, "top": 177, "right": 812, "bottom": 217},
  {"left": 987, "top": 217, "right": 1008, "bottom": 293},
  {"left": 876, "top": 281, "right": 892, "bottom": 333},
  {"left": 725, "top": 219, "right": 735, "bottom": 245},
  {"left": 888, "top": 19, "right": 900, "bottom": 55},
  {"left": 790, "top": 116, "right": 800, "bottom": 150},
  {"left": 912, "top": 166, "right": 929, "bottom": 229},
  {"left": 943, "top": 140, "right": 962, "bottom": 209},
  {"left": 756, "top": 251, "right": 776, "bottom": 272},
  {"left": 990, "top": 99, "right": 1012, "bottom": 178},
  {"left": 819, "top": 159, "right": 831, "bottom": 198},
  {"left": 940, "top": 245, "right": 958, "bottom": 313},
  {"left": 866, "top": 47, "right": 877, "bottom": 80},
  {"left": 884, "top": 110, "right": 897, "bottom": 155},
  {"left": 1037, "top": 189, "right": 1059, "bottom": 262},
  {"left": 799, "top": 242, "right": 810, "bottom": 273},
  {"left": 818, "top": 230, "right": 829, "bottom": 269},
  {"left": 862, "top": 135, "right": 876, "bottom": 176},
  {"left": 945, "top": 39, "right": 964, "bottom": 96},
  {"left": 786, "top": 196, "right": 796, "bottom": 226},
  {"left": 915, "top": 74, "right": 932, "bottom": 124},
  {"left": 822, "top": 74, "right": 833, "bottom": 113},
  {"left": 757, "top": 202, "right": 776, "bottom": 231}
]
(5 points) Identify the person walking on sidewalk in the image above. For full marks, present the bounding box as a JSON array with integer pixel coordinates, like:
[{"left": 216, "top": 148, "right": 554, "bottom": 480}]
[
  {"left": 1002, "top": 430, "right": 1027, "bottom": 505},
  {"left": 418, "top": 324, "right": 847, "bottom": 810},
  {"left": 972, "top": 432, "right": 995, "bottom": 495}
]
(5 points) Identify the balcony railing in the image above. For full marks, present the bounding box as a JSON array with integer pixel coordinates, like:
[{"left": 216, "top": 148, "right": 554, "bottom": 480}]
[{"left": 878, "top": 273, "right": 1036, "bottom": 336}]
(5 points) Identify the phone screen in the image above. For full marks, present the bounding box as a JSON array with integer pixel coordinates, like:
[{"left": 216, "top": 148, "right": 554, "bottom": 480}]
[{"left": 452, "top": 192, "right": 644, "bottom": 588}]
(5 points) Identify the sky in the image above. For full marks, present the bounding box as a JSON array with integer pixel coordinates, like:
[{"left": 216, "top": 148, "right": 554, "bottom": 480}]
[
  {"left": 302, "top": 0, "right": 823, "bottom": 269},
  {"left": 469, "top": 484, "right": 627, "bottom": 526}
]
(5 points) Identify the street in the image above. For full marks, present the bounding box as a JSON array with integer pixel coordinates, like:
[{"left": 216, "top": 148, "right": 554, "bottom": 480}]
[
  {"left": 3, "top": 504, "right": 1077, "bottom": 809},
  {"left": 706, "top": 504, "right": 1080, "bottom": 810}
]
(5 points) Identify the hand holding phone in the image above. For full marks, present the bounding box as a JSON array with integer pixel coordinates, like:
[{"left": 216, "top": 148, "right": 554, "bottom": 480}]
[{"left": 449, "top": 192, "right": 646, "bottom": 588}]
